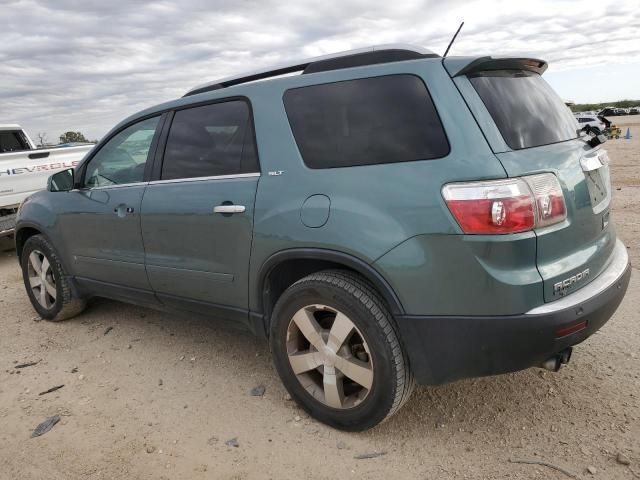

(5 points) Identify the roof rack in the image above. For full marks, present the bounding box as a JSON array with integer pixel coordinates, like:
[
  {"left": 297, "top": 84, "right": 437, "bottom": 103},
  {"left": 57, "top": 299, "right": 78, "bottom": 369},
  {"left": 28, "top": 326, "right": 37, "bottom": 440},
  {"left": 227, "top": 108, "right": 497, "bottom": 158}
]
[{"left": 184, "top": 44, "right": 438, "bottom": 97}]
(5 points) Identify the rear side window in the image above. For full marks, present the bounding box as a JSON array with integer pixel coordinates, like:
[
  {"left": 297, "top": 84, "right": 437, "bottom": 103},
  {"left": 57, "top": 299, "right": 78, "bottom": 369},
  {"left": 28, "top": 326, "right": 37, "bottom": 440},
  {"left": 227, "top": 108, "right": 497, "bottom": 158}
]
[
  {"left": 162, "top": 100, "right": 258, "bottom": 180},
  {"left": 469, "top": 70, "right": 578, "bottom": 150},
  {"left": 283, "top": 74, "right": 449, "bottom": 169},
  {"left": 0, "top": 131, "right": 29, "bottom": 153}
]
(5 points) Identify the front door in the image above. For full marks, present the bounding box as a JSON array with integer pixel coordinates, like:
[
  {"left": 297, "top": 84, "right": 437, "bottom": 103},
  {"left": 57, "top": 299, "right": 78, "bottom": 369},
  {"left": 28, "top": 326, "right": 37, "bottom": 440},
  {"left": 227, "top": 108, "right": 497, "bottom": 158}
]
[
  {"left": 59, "top": 116, "right": 161, "bottom": 291},
  {"left": 141, "top": 100, "right": 260, "bottom": 321}
]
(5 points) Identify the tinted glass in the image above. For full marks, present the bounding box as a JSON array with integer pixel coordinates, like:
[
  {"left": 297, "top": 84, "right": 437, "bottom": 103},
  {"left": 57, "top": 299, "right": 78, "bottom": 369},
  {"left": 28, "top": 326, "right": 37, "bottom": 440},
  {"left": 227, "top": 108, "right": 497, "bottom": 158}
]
[
  {"left": 85, "top": 116, "right": 159, "bottom": 188},
  {"left": 283, "top": 75, "right": 449, "bottom": 169},
  {"left": 161, "top": 100, "right": 258, "bottom": 180},
  {"left": 0, "top": 131, "right": 29, "bottom": 153},
  {"left": 469, "top": 70, "right": 578, "bottom": 150}
]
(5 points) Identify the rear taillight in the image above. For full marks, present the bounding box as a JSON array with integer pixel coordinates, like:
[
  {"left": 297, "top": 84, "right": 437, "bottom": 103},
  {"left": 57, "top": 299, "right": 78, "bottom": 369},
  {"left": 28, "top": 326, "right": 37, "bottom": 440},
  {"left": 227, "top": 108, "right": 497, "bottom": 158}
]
[
  {"left": 524, "top": 173, "right": 566, "bottom": 228},
  {"left": 442, "top": 173, "right": 566, "bottom": 234}
]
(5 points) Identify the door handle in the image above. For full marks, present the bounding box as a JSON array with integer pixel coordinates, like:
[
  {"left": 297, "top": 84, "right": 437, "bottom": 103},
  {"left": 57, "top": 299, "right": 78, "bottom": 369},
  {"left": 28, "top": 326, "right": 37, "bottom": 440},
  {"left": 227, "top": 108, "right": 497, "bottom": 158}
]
[
  {"left": 214, "top": 204, "right": 246, "bottom": 214},
  {"left": 114, "top": 204, "right": 135, "bottom": 217}
]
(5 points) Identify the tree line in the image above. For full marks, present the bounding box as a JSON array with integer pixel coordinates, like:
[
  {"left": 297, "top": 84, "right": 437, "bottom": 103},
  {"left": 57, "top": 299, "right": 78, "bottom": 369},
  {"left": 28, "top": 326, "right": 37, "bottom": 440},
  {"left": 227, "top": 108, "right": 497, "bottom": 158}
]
[
  {"left": 58, "top": 131, "right": 96, "bottom": 144},
  {"left": 35, "top": 131, "right": 98, "bottom": 147},
  {"left": 570, "top": 99, "right": 640, "bottom": 112}
]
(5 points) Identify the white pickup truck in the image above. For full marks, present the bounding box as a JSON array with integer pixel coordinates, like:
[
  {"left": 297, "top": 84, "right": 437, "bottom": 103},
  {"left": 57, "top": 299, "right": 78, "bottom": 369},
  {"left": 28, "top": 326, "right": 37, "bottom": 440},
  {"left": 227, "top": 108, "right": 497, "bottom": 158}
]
[{"left": 0, "top": 125, "right": 93, "bottom": 236}]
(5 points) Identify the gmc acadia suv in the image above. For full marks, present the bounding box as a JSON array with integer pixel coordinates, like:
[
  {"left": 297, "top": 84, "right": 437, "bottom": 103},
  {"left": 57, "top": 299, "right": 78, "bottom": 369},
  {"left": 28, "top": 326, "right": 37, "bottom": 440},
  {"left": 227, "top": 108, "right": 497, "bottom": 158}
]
[{"left": 15, "top": 45, "right": 631, "bottom": 430}]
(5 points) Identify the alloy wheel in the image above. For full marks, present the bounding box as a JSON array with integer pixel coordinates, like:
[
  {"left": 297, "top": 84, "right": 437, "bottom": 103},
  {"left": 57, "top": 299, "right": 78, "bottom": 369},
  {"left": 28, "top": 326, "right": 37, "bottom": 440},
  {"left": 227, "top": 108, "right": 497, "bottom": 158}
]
[
  {"left": 286, "top": 304, "right": 374, "bottom": 409},
  {"left": 27, "top": 250, "right": 57, "bottom": 309}
]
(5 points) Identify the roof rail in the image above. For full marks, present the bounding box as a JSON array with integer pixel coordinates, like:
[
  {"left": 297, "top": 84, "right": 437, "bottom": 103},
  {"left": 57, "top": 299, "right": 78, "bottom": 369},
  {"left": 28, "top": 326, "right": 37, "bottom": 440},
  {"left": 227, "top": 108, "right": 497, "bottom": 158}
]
[{"left": 184, "top": 44, "right": 438, "bottom": 97}]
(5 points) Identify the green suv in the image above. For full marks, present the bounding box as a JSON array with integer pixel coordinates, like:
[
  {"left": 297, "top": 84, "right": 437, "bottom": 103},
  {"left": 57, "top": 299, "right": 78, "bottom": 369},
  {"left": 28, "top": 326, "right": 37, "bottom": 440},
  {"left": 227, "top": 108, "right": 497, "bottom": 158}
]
[{"left": 15, "top": 45, "right": 631, "bottom": 431}]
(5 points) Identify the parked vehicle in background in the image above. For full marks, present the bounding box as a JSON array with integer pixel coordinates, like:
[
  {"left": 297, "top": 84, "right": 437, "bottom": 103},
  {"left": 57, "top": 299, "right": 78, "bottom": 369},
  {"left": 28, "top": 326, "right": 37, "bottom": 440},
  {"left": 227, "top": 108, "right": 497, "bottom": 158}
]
[
  {"left": 629, "top": 107, "right": 640, "bottom": 115},
  {"left": 15, "top": 45, "right": 631, "bottom": 430},
  {"left": 598, "top": 107, "right": 617, "bottom": 116},
  {"left": 574, "top": 113, "right": 605, "bottom": 130},
  {"left": 0, "top": 125, "right": 93, "bottom": 236}
]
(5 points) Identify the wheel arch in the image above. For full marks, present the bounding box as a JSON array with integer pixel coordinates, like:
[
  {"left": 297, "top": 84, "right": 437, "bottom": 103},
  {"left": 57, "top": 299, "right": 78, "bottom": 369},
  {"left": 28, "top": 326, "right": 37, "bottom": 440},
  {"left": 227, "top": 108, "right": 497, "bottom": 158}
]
[
  {"left": 15, "top": 224, "right": 44, "bottom": 260},
  {"left": 255, "top": 249, "right": 405, "bottom": 328},
  {"left": 15, "top": 224, "right": 74, "bottom": 280}
]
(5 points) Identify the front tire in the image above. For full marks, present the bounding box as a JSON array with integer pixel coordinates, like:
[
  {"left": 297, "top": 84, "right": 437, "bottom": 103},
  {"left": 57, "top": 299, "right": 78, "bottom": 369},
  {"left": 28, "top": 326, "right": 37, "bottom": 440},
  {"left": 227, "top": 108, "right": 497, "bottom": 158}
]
[
  {"left": 21, "top": 234, "right": 86, "bottom": 321},
  {"left": 270, "top": 270, "right": 414, "bottom": 431}
]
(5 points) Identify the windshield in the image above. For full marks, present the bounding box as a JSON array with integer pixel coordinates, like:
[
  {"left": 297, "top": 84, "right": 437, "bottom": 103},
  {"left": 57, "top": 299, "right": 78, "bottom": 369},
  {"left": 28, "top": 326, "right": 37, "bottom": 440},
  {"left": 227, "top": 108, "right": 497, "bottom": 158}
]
[{"left": 469, "top": 70, "right": 578, "bottom": 150}]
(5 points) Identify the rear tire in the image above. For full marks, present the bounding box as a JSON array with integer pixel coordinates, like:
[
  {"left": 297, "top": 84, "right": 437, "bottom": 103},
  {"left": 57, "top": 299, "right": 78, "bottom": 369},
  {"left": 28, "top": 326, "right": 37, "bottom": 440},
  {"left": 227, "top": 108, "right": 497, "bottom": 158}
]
[
  {"left": 270, "top": 270, "right": 414, "bottom": 431},
  {"left": 21, "top": 234, "right": 86, "bottom": 321}
]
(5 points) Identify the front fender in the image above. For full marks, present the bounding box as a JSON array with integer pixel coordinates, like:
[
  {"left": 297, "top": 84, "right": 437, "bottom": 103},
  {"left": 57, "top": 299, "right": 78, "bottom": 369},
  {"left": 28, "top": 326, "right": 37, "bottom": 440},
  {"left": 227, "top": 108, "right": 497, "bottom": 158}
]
[{"left": 15, "top": 191, "right": 72, "bottom": 273}]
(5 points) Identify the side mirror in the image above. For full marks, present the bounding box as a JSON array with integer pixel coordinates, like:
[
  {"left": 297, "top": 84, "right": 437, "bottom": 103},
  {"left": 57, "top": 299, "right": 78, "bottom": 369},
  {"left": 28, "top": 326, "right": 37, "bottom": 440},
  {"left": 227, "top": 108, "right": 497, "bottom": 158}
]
[{"left": 48, "top": 168, "right": 75, "bottom": 192}]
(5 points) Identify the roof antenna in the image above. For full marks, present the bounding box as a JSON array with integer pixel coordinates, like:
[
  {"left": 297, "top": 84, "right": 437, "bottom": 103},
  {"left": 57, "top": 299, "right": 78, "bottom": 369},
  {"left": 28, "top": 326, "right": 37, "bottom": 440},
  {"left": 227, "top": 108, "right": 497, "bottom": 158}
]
[{"left": 443, "top": 22, "right": 464, "bottom": 58}]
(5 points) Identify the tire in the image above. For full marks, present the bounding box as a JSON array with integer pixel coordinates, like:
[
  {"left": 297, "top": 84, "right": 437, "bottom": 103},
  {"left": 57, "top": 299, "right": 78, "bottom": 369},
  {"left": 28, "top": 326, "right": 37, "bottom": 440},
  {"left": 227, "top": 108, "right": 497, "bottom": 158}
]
[
  {"left": 20, "top": 234, "right": 86, "bottom": 321},
  {"left": 270, "top": 270, "right": 414, "bottom": 431}
]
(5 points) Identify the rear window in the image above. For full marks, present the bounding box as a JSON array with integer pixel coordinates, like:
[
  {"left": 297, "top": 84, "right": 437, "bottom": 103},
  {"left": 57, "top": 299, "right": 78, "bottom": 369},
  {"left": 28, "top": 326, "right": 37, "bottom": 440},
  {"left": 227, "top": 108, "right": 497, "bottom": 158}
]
[
  {"left": 469, "top": 70, "right": 578, "bottom": 150},
  {"left": 283, "top": 74, "right": 449, "bottom": 169},
  {"left": 0, "top": 131, "right": 29, "bottom": 153}
]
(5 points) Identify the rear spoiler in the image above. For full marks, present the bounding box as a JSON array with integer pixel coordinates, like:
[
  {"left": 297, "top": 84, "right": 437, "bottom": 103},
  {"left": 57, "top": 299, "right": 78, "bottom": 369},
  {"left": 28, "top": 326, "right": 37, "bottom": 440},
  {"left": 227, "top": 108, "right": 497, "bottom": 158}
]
[{"left": 443, "top": 56, "right": 548, "bottom": 77}]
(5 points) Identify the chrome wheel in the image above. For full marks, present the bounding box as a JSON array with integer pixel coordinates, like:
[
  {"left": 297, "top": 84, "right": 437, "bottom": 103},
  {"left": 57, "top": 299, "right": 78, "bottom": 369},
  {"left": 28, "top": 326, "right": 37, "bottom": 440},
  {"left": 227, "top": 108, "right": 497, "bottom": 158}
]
[
  {"left": 27, "top": 250, "right": 57, "bottom": 309},
  {"left": 286, "top": 304, "right": 374, "bottom": 409}
]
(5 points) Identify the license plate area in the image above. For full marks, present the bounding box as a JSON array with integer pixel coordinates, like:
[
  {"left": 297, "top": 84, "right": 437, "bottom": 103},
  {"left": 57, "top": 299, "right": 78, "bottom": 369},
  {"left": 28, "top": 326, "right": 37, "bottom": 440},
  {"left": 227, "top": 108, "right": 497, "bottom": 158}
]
[{"left": 581, "top": 150, "right": 611, "bottom": 214}]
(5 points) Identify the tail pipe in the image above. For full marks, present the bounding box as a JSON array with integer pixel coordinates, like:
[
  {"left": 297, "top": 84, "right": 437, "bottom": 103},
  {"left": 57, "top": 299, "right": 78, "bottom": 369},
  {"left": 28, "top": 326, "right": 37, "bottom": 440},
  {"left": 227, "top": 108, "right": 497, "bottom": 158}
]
[{"left": 539, "top": 347, "right": 573, "bottom": 372}]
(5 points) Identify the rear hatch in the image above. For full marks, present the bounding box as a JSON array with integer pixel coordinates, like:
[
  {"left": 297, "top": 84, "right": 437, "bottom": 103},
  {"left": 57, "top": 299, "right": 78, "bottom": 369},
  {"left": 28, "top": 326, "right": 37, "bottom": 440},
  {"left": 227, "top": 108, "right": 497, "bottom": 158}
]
[{"left": 447, "top": 58, "right": 616, "bottom": 302}]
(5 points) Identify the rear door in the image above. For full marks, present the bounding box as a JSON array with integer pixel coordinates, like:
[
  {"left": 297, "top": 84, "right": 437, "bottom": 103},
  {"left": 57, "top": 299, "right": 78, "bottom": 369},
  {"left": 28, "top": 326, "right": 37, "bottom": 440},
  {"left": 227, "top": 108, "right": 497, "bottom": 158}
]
[
  {"left": 141, "top": 99, "right": 259, "bottom": 322},
  {"left": 459, "top": 68, "right": 615, "bottom": 302}
]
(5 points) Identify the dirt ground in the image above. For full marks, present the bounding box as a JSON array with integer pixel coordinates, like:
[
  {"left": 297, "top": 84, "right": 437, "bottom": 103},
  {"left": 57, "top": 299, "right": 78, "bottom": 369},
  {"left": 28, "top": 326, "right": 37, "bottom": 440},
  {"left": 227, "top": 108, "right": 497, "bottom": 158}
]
[{"left": 0, "top": 117, "right": 638, "bottom": 480}]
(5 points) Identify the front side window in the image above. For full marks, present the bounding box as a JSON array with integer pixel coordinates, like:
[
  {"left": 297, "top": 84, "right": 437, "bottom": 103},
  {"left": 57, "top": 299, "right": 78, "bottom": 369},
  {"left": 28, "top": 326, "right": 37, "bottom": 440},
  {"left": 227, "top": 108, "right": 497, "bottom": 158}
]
[
  {"left": 283, "top": 74, "right": 449, "bottom": 169},
  {"left": 161, "top": 100, "right": 259, "bottom": 180},
  {"left": 84, "top": 116, "right": 160, "bottom": 188}
]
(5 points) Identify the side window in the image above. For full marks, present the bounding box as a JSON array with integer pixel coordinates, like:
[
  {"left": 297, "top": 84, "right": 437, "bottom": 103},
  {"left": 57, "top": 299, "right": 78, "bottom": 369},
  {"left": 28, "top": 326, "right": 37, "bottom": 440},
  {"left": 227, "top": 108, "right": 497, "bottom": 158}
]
[
  {"left": 84, "top": 116, "right": 160, "bottom": 188},
  {"left": 161, "top": 100, "right": 259, "bottom": 180},
  {"left": 283, "top": 74, "right": 449, "bottom": 169},
  {"left": 0, "top": 131, "right": 29, "bottom": 153}
]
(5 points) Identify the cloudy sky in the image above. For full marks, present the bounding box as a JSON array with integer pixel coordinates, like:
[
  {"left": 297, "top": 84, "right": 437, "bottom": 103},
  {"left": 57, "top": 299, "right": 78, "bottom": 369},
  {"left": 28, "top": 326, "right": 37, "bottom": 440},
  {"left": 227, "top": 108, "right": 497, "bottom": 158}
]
[{"left": 2, "top": 0, "right": 639, "bottom": 143}]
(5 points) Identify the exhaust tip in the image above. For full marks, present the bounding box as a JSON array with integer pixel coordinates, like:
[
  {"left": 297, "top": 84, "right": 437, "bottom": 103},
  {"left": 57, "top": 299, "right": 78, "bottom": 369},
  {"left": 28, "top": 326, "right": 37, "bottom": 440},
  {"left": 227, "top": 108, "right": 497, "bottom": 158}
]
[
  {"left": 559, "top": 347, "right": 573, "bottom": 365},
  {"left": 539, "top": 348, "right": 573, "bottom": 372},
  {"left": 541, "top": 357, "right": 562, "bottom": 372}
]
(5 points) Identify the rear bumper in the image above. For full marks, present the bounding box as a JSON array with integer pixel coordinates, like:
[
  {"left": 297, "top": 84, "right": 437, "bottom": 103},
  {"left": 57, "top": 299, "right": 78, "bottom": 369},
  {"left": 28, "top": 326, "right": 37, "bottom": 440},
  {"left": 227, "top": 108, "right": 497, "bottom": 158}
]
[{"left": 395, "top": 240, "right": 631, "bottom": 385}]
